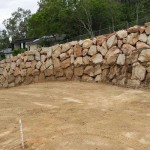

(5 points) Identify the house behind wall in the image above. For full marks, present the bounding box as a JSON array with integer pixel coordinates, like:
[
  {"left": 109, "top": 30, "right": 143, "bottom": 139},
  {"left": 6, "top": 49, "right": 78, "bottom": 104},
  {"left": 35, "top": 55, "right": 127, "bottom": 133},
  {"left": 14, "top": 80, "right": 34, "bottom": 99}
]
[{"left": 13, "top": 38, "right": 37, "bottom": 50}]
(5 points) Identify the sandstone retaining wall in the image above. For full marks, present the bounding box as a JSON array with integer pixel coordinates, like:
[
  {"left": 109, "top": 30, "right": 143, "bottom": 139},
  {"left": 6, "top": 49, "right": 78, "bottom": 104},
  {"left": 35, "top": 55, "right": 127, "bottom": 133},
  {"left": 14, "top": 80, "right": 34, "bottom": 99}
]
[{"left": 0, "top": 23, "right": 150, "bottom": 88}]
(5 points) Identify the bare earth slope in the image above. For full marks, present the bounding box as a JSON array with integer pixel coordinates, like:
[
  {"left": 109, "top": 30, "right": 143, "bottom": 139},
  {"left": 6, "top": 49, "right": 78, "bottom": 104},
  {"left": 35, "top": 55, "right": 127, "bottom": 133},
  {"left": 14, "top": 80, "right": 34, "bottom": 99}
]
[{"left": 0, "top": 81, "right": 150, "bottom": 150}]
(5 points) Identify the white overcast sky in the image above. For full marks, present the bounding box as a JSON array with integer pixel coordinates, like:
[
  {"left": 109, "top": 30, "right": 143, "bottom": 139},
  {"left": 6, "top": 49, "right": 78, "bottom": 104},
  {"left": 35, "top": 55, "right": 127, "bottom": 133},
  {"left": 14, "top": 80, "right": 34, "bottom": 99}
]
[{"left": 0, "top": 0, "right": 39, "bottom": 29}]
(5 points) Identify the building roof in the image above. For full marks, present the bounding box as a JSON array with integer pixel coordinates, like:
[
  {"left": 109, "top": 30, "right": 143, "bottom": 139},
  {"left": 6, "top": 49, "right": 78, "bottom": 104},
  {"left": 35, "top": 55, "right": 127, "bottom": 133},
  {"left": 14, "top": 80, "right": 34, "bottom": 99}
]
[
  {"left": 0, "top": 48, "right": 13, "bottom": 54},
  {"left": 13, "top": 38, "right": 37, "bottom": 44},
  {"left": 26, "top": 34, "right": 66, "bottom": 45}
]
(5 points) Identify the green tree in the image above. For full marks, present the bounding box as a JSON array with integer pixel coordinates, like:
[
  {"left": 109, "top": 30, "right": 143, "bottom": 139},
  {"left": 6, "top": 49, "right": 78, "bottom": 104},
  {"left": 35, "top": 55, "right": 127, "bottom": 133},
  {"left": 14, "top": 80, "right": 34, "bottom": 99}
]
[
  {"left": 0, "top": 29, "right": 10, "bottom": 51},
  {"left": 119, "top": 0, "right": 150, "bottom": 22},
  {"left": 28, "top": 0, "right": 123, "bottom": 38},
  {"left": 28, "top": 0, "right": 78, "bottom": 38},
  {"left": 3, "top": 8, "right": 31, "bottom": 42}
]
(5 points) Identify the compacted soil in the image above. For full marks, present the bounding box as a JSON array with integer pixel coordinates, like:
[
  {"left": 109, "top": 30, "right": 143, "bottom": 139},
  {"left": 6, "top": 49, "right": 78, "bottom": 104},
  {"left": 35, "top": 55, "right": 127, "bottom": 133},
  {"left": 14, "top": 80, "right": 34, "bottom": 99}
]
[{"left": 0, "top": 81, "right": 150, "bottom": 150}]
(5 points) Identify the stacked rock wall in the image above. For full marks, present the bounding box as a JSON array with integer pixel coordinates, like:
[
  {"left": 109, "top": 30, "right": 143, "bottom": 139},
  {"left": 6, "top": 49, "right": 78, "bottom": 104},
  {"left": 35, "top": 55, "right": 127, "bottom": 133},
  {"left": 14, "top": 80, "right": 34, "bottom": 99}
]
[{"left": 0, "top": 23, "right": 150, "bottom": 88}]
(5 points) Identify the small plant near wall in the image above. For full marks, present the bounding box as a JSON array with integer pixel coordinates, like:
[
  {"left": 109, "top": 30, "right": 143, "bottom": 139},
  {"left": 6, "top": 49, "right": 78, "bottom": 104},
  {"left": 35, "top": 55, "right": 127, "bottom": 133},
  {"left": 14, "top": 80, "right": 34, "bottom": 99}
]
[{"left": 13, "top": 48, "right": 26, "bottom": 56}]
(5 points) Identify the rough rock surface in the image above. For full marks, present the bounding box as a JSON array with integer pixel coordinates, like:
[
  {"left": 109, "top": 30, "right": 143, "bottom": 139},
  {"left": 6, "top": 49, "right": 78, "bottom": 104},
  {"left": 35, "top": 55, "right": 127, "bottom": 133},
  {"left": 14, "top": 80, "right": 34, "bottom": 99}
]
[{"left": 0, "top": 23, "right": 150, "bottom": 89}]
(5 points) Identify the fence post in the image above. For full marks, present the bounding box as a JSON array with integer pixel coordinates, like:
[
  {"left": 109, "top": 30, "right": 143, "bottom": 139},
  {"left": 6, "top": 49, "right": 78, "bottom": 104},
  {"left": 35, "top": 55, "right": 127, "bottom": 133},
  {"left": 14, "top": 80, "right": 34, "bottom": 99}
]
[
  {"left": 19, "top": 119, "right": 25, "bottom": 149},
  {"left": 109, "top": 26, "right": 111, "bottom": 33},
  {"left": 79, "top": 35, "right": 81, "bottom": 40},
  {"left": 126, "top": 21, "right": 129, "bottom": 29},
  {"left": 99, "top": 30, "right": 101, "bottom": 35},
  {"left": 145, "top": 17, "right": 147, "bottom": 23}
]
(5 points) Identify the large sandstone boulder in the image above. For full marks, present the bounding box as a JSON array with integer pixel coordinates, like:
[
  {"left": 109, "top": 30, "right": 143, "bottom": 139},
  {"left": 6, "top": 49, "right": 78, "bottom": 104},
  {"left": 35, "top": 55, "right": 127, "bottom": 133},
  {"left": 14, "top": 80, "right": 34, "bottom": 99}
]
[
  {"left": 127, "top": 79, "right": 141, "bottom": 88},
  {"left": 82, "top": 75, "right": 93, "bottom": 82},
  {"left": 117, "top": 40, "right": 123, "bottom": 48},
  {"left": 38, "top": 73, "right": 45, "bottom": 81},
  {"left": 15, "top": 76, "right": 22, "bottom": 85},
  {"left": 14, "top": 67, "right": 21, "bottom": 76},
  {"left": 16, "top": 59, "right": 21, "bottom": 67},
  {"left": 27, "top": 67, "right": 34, "bottom": 75},
  {"left": 96, "top": 35, "right": 106, "bottom": 46},
  {"left": 107, "top": 34, "right": 117, "bottom": 48},
  {"left": 127, "top": 25, "right": 144, "bottom": 33},
  {"left": 121, "top": 44, "right": 136, "bottom": 55},
  {"left": 8, "top": 82, "right": 15, "bottom": 88},
  {"left": 145, "top": 26, "right": 150, "bottom": 35},
  {"left": 44, "top": 68, "right": 53, "bottom": 77},
  {"left": 61, "top": 58, "right": 71, "bottom": 69},
  {"left": 32, "top": 69, "right": 40, "bottom": 76},
  {"left": 53, "top": 57, "right": 61, "bottom": 68},
  {"left": 21, "top": 69, "right": 27, "bottom": 77},
  {"left": 116, "top": 30, "right": 128, "bottom": 39},
  {"left": 45, "top": 59, "right": 52, "bottom": 69},
  {"left": 68, "top": 48, "right": 74, "bottom": 56},
  {"left": 74, "top": 44, "right": 82, "bottom": 57},
  {"left": 147, "top": 35, "right": 150, "bottom": 45},
  {"left": 64, "top": 66, "right": 73, "bottom": 79},
  {"left": 101, "top": 69, "right": 109, "bottom": 81},
  {"left": 147, "top": 66, "right": 150, "bottom": 73},
  {"left": 47, "top": 48, "right": 53, "bottom": 58},
  {"left": 95, "top": 74, "right": 102, "bottom": 82},
  {"left": 25, "top": 62, "right": 31, "bottom": 68},
  {"left": 106, "top": 46, "right": 120, "bottom": 64},
  {"left": 126, "top": 51, "right": 138, "bottom": 64},
  {"left": 82, "top": 39, "right": 93, "bottom": 49},
  {"left": 27, "top": 55, "right": 34, "bottom": 61},
  {"left": 54, "top": 68, "right": 64, "bottom": 77},
  {"left": 74, "top": 57, "right": 83, "bottom": 67},
  {"left": 131, "top": 63, "right": 146, "bottom": 81},
  {"left": 69, "top": 41, "right": 78, "bottom": 46},
  {"left": 127, "top": 33, "right": 139, "bottom": 45},
  {"left": 60, "top": 53, "right": 68, "bottom": 61},
  {"left": 138, "top": 49, "right": 150, "bottom": 62},
  {"left": 117, "top": 78, "right": 126, "bottom": 86},
  {"left": 3, "top": 68, "right": 7, "bottom": 77},
  {"left": 139, "top": 34, "right": 148, "bottom": 43},
  {"left": 10, "top": 62, "right": 16, "bottom": 70},
  {"left": 136, "top": 42, "right": 150, "bottom": 49},
  {"left": 92, "top": 54, "right": 103, "bottom": 64},
  {"left": 0, "top": 76, "right": 5, "bottom": 84},
  {"left": 83, "top": 56, "right": 91, "bottom": 65},
  {"left": 88, "top": 45, "right": 97, "bottom": 56},
  {"left": 84, "top": 66, "right": 94, "bottom": 76},
  {"left": 41, "top": 55, "right": 47, "bottom": 63},
  {"left": 127, "top": 26, "right": 139, "bottom": 33},
  {"left": 97, "top": 46, "right": 107, "bottom": 56},
  {"left": 82, "top": 49, "right": 88, "bottom": 56},
  {"left": 108, "top": 66, "right": 116, "bottom": 80},
  {"left": 8, "top": 74, "right": 15, "bottom": 83},
  {"left": 3, "top": 80, "right": 8, "bottom": 88},
  {"left": 74, "top": 67, "right": 84, "bottom": 76},
  {"left": 31, "top": 61, "right": 37, "bottom": 70},
  {"left": 117, "top": 54, "right": 125, "bottom": 65},
  {"left": 52, "top": 46, "right": 61, "bottom": 58},
  {"left": 36, "top": 61, "right": 42, "bottom": 70},
  {"left": 71, "top": 55, "right": 75, "bottom": 64},
  {"left": 94, "top": 65, "right": 102, "bottom": 75},
  {"left": 0, "top": 68, "right": 3, "bottom": 74},
  {"left": 145, "top": 22, "right": 150, "bottom": 27},
  {"left": 62, "top": 43, "right": 71, "bottom": 52}
]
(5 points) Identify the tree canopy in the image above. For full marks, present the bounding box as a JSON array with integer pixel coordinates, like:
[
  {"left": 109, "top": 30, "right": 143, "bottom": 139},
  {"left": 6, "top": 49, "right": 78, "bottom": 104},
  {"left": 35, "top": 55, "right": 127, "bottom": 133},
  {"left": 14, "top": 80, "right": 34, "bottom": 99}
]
[
  {"left": 1, "top": 0, "right": 150, "bottom": 44},
  {"left": 3, "top": 8, "right": 31, "bottom": 42},
  {"left": 28, "top": 0, "right": 149, "bottom": 39},
  {"left": 0, "top": 30, "right": 10, "bottom": 51}
]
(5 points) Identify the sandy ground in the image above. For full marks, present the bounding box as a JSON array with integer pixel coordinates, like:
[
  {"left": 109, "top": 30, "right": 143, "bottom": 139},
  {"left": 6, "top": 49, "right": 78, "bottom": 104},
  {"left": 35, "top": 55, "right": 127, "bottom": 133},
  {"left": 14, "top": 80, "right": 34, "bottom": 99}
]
[{"left": 0, "top": 81, "right": 150, "bottom": 150}]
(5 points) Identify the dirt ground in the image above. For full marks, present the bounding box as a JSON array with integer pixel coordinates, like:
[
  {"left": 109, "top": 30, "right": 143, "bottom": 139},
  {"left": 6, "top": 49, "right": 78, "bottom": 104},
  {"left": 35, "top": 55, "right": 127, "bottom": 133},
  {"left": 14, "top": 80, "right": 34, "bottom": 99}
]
[{"left": 0, "top": 81, "right": 150, "bottom": 150}]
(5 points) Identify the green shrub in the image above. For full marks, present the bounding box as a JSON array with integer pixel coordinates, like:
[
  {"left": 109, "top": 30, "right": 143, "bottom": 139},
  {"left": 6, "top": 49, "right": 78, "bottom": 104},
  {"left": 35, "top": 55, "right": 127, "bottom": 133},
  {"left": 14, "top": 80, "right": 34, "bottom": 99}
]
[
  {"left": 0, "top": 53, "right": 6, "bottom": 60},
  {"left": 13, "top": 48, "right": 26, "bottom": 56}
]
